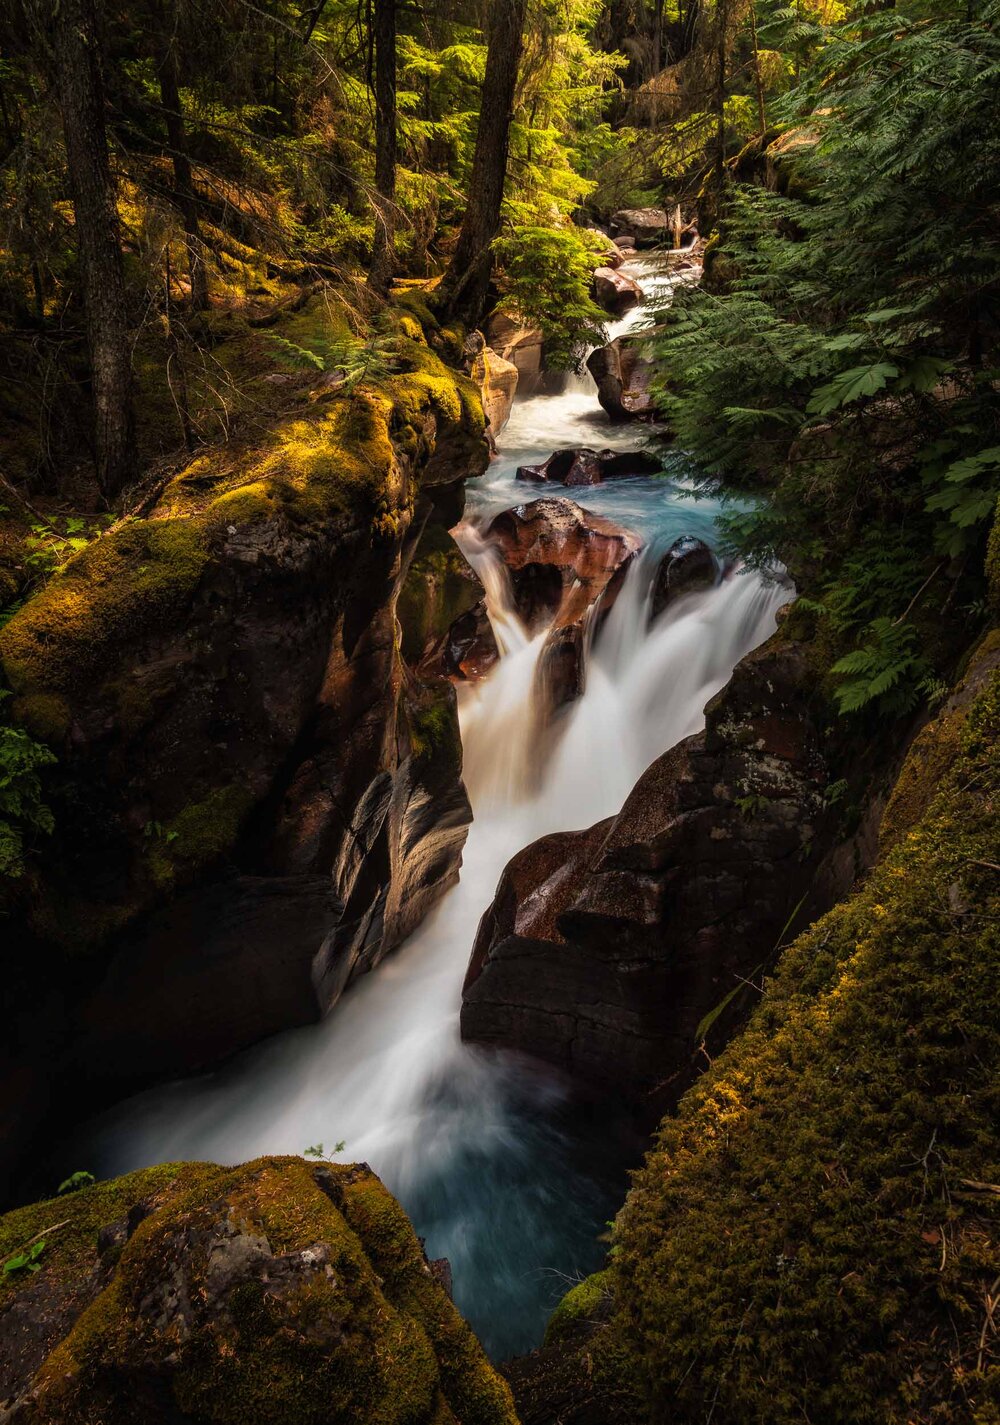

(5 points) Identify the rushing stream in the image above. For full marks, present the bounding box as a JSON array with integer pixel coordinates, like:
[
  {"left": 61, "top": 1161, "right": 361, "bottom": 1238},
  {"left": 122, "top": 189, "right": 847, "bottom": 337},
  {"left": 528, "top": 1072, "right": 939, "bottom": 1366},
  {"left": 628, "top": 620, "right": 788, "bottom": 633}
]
[{"left": 74, "top": 258, "right": 791, "bottom": 1359}]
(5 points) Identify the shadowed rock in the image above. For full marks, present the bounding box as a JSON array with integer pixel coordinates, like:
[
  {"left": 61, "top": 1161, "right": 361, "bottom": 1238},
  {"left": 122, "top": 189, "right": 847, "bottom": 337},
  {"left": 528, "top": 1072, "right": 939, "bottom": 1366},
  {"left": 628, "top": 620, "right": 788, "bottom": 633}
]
[
  {"left": 516, "top": 447, "right": 662, "bottom": 487},
  {"left": 650, "top": 535, "right": 717, "bottom": 620}
]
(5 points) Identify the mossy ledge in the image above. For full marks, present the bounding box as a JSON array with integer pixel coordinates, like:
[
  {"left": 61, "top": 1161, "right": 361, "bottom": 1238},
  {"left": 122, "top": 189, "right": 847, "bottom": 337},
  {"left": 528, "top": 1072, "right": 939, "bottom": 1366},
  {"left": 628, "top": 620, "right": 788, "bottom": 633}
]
[
  {"left": 543, "top": 631, "right": 1000, "bottom": 1424},
  {"left": 0, "top": 308, "right": 487, "bottom": 950},
  {"left": 0, "top": 1155, "right": 516, "bottom": 1424}
]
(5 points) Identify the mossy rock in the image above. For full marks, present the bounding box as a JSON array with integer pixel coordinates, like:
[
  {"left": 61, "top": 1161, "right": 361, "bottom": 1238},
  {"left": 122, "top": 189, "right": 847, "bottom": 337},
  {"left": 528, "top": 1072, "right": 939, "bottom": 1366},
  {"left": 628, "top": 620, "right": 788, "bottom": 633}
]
[
  {"left": 0, "top": 315, "right": 486, "bottom": 950},
  {"left": 0, "top": 1156, "right": 517, "bottom": 1425},
  {"left": 594, "top": 632, "right": 1000, "bottom": 1423},
  {"left": 398, "top": 521, "right": 481, "bottom": 667}
]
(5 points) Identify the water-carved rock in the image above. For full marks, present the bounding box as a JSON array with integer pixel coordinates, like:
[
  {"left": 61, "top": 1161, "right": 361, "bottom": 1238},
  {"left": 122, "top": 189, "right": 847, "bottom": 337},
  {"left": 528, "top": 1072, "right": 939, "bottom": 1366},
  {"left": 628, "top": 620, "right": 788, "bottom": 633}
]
[
  {"left": 516, "top": 447, "right": 662, "bottom": 487},
  {"left": 461, "top": 630, "right": 872, "bottom": 1110},
  {"left": 466, "top": 332, "right": 519, "bottom": 439},
  {"left": 650, "top": 535, "right": 717, "bottom": 619},
  {"left": 587, "top": 334, "right": 657, "bottom": 422},
  {"left": 486, "top": 498, "right": 642, "bottom": 631},
  {"left": 592, "top": 266, "right": 643, "bottom": 315}
]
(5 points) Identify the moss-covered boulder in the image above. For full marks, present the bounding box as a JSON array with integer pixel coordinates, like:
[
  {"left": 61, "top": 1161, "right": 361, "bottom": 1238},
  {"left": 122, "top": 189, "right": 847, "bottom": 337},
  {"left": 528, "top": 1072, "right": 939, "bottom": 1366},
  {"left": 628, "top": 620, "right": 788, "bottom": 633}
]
[
  {"left": 0, "top": 1156, "right": 517, "bottom": 1424},
  {"left": 548, "top": 632, "right": 1000, "bottom": 1423}
]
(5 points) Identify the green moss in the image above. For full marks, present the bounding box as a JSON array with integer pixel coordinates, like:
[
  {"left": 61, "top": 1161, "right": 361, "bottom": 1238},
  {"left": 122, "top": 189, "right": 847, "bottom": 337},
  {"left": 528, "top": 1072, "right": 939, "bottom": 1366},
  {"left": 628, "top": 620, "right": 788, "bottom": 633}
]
[
  {"left": 11, "top": 691, "right": 71, "bottom": 745},
  {"left": 0, "top": 518, "right": 210, "bottom": 696},
  {"left": 1, "top": 1156, "right": 516, "bottom": 1425},
  {"left": 987, "top": 494, "right": 1000, "bottom": 614},
  {"left": 544, "top": 1270, "right": 612, "bottom": 1347},
  {"left": 601, "top": 638, "right": 1000, "bottom": 1423},
  {"left": 147, "top": 784, "right": 255, "bottom": 887}
]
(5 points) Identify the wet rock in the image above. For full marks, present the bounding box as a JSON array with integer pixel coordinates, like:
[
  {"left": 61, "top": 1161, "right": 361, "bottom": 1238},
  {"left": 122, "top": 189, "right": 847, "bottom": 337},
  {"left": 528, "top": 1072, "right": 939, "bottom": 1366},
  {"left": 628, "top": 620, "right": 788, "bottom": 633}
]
[
  {"left": 486, "top": 498, "right": 642, "bottom": 631},
  {"left": 0, "top": 1157, "right": 517, "bottom": 1424},
  {"left": 650, "top": 535, "right": 717, "bottom": 619},
  {"left": 486, "top": 312, "right": 545, "bottom": 394},
  {"left": 469, "top": 339, "right": 519, "bottom": 439},
  {"left": 586, "top": 334, "right": 658, "bottom": 422},
  {"left": 610, "top": 207, "right": 669, "bottom": 247},
  {"left": 613, "top": 234, "right": 635, "bottom": 249},
  {"left": 592, "top": 267, "right": 643, "bottom": 316},
  {"left": 397, "top": 518, "right": 483, "bottom": 668},
  {"left": 536, "top": 621, "right": 587, "bottom": 713},
  {"left": 460, "top": 629, "right": 874, "bottom": 1111},
  {"left": 428, "top": 598, "right": 499, "bottom": 682},
  {"left": 516, "top": 447, "right": 662, "bottom": 487}
]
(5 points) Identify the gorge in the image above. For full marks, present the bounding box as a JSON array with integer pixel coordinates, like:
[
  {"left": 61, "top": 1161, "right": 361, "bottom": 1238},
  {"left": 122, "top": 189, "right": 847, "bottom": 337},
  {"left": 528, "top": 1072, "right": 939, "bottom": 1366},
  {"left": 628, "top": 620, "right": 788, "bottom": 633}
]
[
  {"left": 2, "top": 1, "right": 998, "bottom": 1418},
  {"left": 63, "top": 257, "right": 795, "bottom": 1359}
]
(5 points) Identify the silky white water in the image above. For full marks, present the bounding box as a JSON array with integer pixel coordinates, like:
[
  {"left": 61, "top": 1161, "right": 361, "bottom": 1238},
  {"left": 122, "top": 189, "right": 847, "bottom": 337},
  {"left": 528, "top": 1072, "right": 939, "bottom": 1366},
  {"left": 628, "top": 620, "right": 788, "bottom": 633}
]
[{"left": 75, "top": 257, "right": 790, "bottom": 1358}]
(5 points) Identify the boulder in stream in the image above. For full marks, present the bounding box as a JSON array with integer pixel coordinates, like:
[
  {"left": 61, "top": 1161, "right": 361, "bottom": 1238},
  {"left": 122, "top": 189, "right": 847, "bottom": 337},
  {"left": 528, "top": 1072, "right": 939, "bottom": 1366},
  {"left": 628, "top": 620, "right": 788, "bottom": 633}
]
[
  {"left": 650, "top": 535, "right": 717, "bottom": 619},
  {"left": 592, "top": 266, "right": 643, "bottom": 316},
  {"left": 516, "top": 447, "right": 662, "bottom": 486},
  {"left": 587, "top": 334, "right": 658, "bottom": 422},
  {"left": 610, "top": 207, "right": 670, "bottom": 247},
  {"left": 486, "top": 498, "right": 642, "bottom": 631}
]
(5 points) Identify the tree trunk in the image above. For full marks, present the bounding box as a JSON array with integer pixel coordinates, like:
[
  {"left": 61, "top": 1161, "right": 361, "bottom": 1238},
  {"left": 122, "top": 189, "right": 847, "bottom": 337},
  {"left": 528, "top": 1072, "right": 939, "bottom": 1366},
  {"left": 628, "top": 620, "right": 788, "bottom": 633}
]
[
  {"left": 157, "top": 7, "right": 209, "bottom": 311},
  {"left": 436, "top": 0, "right": 527, "bottom": 329},
  {"left": 367, "top": 0, "right": 397, "bottom": 296},
  {"left": 50, "top": 0, "right": 135, "bottom": 498},
  {"left": 748, "top": 0, "right": 767, "bottom": 137},
  {"left": 713, "top": 0, "right": 729, "bottom": 196}
]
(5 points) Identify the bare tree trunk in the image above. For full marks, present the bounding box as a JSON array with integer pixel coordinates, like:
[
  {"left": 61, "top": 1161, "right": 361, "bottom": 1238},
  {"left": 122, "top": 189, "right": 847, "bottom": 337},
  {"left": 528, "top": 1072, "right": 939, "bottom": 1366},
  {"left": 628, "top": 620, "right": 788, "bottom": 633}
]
[
  {"left": 49, "top": 0, "right": 135, "bottom": 497},
  {"left": 713, "top": 0, "right": 729, "bottom": 196},
  {"left": 367, "top": 0, "right": 397, "bottom": 296},
  {"left": 156, "top": 5, "right": 209, "bottom": 311},
  {"left": 748, "top": 0, "right": 767, "bottom": 137},
  {"left": 436, "top": 0, "right": 527, "bottom": 330}
]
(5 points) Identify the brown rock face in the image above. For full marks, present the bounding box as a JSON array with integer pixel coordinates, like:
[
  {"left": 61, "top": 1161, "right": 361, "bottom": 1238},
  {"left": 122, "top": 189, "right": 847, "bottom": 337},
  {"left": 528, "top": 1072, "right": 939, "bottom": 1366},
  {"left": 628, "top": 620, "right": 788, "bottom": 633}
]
[
  {"left": 486, "top": 497, "right": 642, "bottom": 632},
  {"left": 592, "top": 266, "right": 643, "bottom": 316},
  {"left": 0, "top": 383, "right": 489, "bottom": 1198},
  {"left": 427, "top": 598, "right": 500, "bottom": 682},
  {"left": 469, "top": 340, "right": 519, "bottom": 439},
  {"left": 461, "top": 633, "right": 866, "bottom": 1110},
  {"left": 586, "top": 335, "right": 657, "bottom": 422},
  {"left": 650, "top": 535, "right": 717, "bottom": 619},
  {"left": 516, "top": 447, "right": 662, "bottom": 487},
  {"left": 465, "top": 498, "right": 642, "bottom": 722}
]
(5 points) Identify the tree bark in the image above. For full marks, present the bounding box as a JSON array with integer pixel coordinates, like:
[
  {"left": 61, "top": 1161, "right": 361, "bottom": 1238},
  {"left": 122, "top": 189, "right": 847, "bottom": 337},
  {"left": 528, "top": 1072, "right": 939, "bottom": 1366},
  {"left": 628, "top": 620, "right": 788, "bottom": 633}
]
[
  {"left": 50, "top": 0, "right": 135, "bottom": 497},
  {"left": 436, "top": 0, "right": 527, "bottom": 330},
  {"left": 713, "top": 0, "right": 729, "bottom": 196},
  {"left": 367, "top": 0, "right": 397, "bottom": 296},
  {"left": 156, "top": 5, "right": 209, "bottom": 311}
]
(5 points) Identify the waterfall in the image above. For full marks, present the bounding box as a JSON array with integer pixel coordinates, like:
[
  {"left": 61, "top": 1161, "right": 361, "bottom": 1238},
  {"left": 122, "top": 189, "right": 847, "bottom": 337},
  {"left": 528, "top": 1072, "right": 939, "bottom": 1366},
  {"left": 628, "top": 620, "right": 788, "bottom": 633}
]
[{"left": 75, "top": 255, "right": 791, "bottom": 1360}]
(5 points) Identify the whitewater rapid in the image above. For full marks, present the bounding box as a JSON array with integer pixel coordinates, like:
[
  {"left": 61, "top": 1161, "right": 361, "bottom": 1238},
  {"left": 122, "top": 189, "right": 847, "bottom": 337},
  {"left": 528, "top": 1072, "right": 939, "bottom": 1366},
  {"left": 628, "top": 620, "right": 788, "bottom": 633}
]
[{"left": 74, "top": 256, "right": 791, "bottom": 1357}]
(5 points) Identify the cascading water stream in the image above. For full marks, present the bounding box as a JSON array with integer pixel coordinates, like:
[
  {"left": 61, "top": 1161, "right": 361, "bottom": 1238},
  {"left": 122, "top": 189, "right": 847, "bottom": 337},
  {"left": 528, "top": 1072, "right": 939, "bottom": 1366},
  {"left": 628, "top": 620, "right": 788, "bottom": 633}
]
[{"left": 74, "top": 255, "right": 791, "bottom": 1359}]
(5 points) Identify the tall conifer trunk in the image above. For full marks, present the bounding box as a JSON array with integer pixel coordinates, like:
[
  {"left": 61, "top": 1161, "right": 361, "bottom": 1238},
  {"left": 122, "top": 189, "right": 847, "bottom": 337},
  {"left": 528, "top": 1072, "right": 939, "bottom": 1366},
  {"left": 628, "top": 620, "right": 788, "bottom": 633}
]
[
  {"left": 50, "top": 0, "right": 135, "bottom": 497},
  {"left": 156, "top": 6, "right": 209, "bottom": 312},
  {"left": 436, "top": 0, "right": 527, "bottom": 329},
  {"left": 368, "top": 0, "right": 397, "bottom": 295}
]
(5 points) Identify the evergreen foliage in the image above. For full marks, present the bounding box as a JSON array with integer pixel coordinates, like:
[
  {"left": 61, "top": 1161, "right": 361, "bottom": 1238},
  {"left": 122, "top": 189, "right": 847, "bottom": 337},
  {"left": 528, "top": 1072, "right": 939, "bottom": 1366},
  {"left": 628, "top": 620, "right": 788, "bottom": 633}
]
[{"left": 649, "top": 1, "right": 1000, "bottom": 713}]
